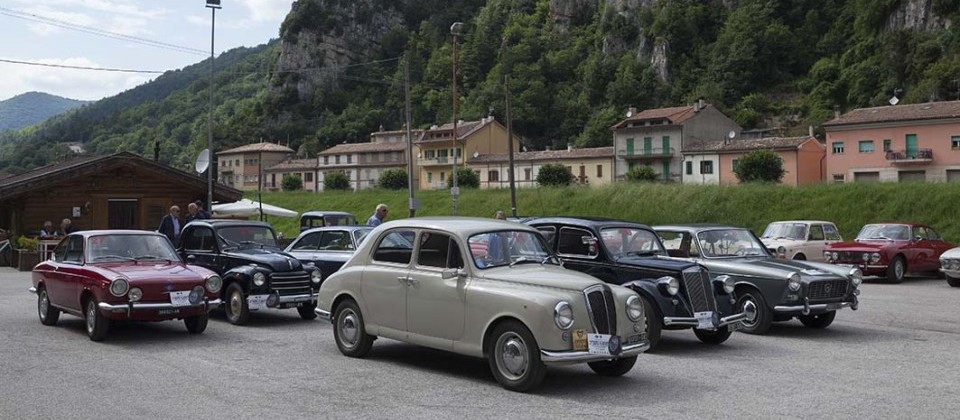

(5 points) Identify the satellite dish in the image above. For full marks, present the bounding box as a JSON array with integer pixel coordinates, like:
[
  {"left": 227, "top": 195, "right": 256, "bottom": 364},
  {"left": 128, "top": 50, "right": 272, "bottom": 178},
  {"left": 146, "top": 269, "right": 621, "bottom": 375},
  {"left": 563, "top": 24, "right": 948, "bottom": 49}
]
[
  {"left": 728, "top": 130, "right": 736, "bottom": 139},
  {"left": 889, "top": 96, "right": 900, "bottom": 106},
  {"left": 626, "top": 110, "right": 633, "bottom": 117},
  {"left": 195, "top": 149, "right": 210, "bottom": 174},
  {"left": 473, "top": 151, "right": 479, "bottom": 158}
]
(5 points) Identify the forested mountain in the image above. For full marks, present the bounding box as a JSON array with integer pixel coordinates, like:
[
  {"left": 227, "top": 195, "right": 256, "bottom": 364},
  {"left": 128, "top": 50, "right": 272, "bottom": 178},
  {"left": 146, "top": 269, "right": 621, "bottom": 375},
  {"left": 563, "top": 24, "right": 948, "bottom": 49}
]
[
  {"left": 0, "top": 92, "right": 88, "bottom": 132},
  {"left": 1, "top": 0, "right": 958, "bottom": 174}
]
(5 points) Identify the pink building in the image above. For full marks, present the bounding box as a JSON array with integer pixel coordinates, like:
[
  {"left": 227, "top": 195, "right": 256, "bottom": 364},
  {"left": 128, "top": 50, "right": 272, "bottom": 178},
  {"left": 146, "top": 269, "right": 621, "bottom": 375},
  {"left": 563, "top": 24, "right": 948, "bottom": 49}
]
[
  {"left": 682, "top": 136, "right": 825, "bottom": 185},
  {"left": 823, "top": 101, "right": 960, "bottom": 183}
]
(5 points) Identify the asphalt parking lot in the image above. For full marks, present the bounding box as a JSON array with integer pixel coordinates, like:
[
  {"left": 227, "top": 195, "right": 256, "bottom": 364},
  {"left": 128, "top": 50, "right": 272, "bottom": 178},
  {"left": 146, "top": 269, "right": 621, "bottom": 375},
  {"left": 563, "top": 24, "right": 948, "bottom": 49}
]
[{"left": 1, "top": 267, "right": 958, "bottom": 419}]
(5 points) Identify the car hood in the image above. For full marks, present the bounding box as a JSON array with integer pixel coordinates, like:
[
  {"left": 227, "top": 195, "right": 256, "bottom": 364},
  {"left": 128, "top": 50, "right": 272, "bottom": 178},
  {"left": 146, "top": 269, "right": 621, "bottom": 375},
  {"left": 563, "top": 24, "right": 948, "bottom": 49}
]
[
  {"left": 91, "top": 262, "right": 213, "bottom": 284},
  {"left": 224, "top": 248, "right": 303, "bottom": 271},
  {"left": 479, "top": 264, "right": 603, "bottom": 292},
  {"left": 700, "top": 257, "right": 849, "bottom": 282},
  {"left": 825, "top": 241, "right": 899, "bottom": 252},
  {"left": 941, "top": 247, "right": 960, "bottom": 259},
  {"left": 615, "top": 254, "right": 697, "bottom": 270},
  {"left": 761, "top": 238, "right": 804, "bottom": 248}
]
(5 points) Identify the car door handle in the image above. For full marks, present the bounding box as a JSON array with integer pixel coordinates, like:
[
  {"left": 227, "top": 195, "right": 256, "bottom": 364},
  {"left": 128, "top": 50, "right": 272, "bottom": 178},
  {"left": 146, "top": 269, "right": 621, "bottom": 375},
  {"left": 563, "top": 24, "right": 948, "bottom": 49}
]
[
  {"left": 407, "top": 278, "right": 419, "bottom": 287},
  {"left": 397, "top": 276, "right": 409, "bottom": 285}
]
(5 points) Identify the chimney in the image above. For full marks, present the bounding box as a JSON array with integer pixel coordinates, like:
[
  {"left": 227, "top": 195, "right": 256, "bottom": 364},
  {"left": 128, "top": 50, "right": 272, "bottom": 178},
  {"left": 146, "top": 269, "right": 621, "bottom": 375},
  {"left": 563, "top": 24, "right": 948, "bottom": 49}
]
[
  {"left": 698, "top": 97, "right": 705, "bottom": 110},
  {"left": 693, "top": 101, "right": 700, "bottom": 113},
  {"left": 567, "top": 143, "right": 574, "bottom": 151},
  {"left": 627, "top": 106, "right": 637, "bottom": 117},
  {"left": 153, "top": 139, "right": 160, "bottom": 161},
  {"left": 833, "top": 105, "right": 841, "bottom": 119},
  {"left": 809, "top": 125, "right": 815, "bottom": 137}
]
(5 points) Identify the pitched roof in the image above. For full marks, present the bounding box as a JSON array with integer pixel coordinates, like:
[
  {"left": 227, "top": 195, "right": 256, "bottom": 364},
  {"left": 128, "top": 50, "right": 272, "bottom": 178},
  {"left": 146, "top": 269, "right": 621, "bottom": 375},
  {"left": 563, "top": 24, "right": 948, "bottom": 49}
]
[
  {"left": 264, "top": 158, "right": 317, "bottom": 172},
  {"left": 823, "top": 101, "right": 960, "bottom": 127},
  {"left": 612, "top": 104, "right": 708, "bottom": 129},
  {"left": 318, "top": 141, "right": 407, "bottom": 155},
  {"left": 469, "top": 147, "right": 614, "bottom": 163},
  {"left": 217, "top": 142, "right": 295, "bottom": 155},
  {"left": 683, "top": 136, "right": 818, "bottom": 154},
  {"left": 415, "top": 117, "right": 493, "bottom": 144}
]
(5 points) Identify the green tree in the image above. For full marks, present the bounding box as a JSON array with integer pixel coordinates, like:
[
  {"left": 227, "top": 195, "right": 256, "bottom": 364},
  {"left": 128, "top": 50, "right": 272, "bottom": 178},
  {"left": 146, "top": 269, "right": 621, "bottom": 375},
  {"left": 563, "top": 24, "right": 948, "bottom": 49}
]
[
  {"left": 447, "top": 166, "right": 480, "bottom": 189},
  {"left": 377, "top": 168, "right": 408, "bottom": 190},
  {"left": 625, "top": 165, "right": 658, "bottom": 182},
  {"left": 324, "top": 171, "right": 351, "bottom": 191},
  {"left": 733, "top": 149, "right": 785, "bottom": 183},
  {"left": 281, "top": 174, "right": 303, "bottom": 191},
  {"left": 537, "top": 163, "right": 574, "bottom": 187}
]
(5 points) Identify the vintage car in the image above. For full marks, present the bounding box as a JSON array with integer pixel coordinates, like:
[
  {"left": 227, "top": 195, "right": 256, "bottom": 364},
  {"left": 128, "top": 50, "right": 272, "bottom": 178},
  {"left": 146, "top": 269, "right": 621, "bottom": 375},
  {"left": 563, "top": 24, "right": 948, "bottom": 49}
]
[
  {"left": 315, "top": 217, "right": 650, "bottom": 392},
  {"left": 179, "top": 220, "right": 322, "bottom": 325},
  {"left": 654, "top": 224, "right": 862, "bottom": 334},
  {"left": 284, "top": 226, "right": 373, "bottom": 282},
  {"left": 299, "top": 211, "right": 358, "bottom": 232},
  {"left": 939, "top": 247, "right": 960, "bottom": 287},
  {"left": 823, "top": 222, "right": 953, "bottom": 283},
  {"left": 29, "top": 230, "right": 222, "bottom": 341},
  {"left": 525, "top": 217, "right": 746, "bottom": 349},
  {"left": 760, "top": 220, "right": 843, "bottom": 261}
]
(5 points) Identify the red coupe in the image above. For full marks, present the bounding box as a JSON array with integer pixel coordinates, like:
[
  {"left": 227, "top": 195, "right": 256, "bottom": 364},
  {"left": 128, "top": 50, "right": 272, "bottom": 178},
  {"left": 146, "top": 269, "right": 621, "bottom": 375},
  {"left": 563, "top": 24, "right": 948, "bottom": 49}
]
[
  {"left": 29, "top": 230, "right": 223, "bottom": 341},
  {"left": 823, "top": 223, "right": 953, "bottom": 283}
]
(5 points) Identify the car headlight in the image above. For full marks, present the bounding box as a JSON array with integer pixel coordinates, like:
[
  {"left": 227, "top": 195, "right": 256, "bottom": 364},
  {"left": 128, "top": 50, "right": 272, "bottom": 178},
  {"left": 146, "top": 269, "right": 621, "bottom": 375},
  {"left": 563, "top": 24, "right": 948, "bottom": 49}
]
[
  {"left": 625, "top": 295, "right": 643, "bottom": 322},
  {"left": 657, "top": 276, "right": 680, "bottom": 296},
  {"left": 861, "top": 252, "right": 870, "bottom": 262},
  {"left": 831, "top": 252, "right": 839, "bottom": 261},
  {"left": 189, "top": 285, "right": 204, "bottom": 305},
  {"left": 848, "top": 268, "right": 862, "bottom": 288},
  {"left": 128, "top": 287, "right": 142, "bottom": 302},
  {"left": 205, "top": 274, "right": 222, "bottom": 293},
  {"left": 714, "top": 274, "right": 735, "bottom": 294},
  {"left": 871, "top": 253, "right": 881, "bottom": 264},
  {"left": 253, "top": 272, "right": 266, "bottom": 286},
  {"left": 787, "top": 273, "right": 801, "bottom": 292},
  {"left": 109, "top": 278, "right": 129, "bottom": 297},
  {"left": 311, "top": 270, "right": 323, "bottom": 284},
  {"left": 823, "top": 251, "right": 832, "bottom": 262},
  {"left": 777, "top": 246, "right": 786, "bottom": 257},
  {"left": 554, "top": 301, "right": 574, "bottom": 330}
]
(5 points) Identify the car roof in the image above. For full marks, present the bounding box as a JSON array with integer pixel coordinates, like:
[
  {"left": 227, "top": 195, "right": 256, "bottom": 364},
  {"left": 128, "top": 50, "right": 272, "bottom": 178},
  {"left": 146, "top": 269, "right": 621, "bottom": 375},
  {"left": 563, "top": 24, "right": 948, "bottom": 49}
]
[
  {"left": 74, "top": 230, "right": 167, "bottom": 238},
  {"left": 298, "top": 225, "right": 371, "bottom": 235},
  {"left": 185, "top": 219, "right": 274, "bottom": 229},
  {"left": 301, "top": 211, "right": 356, "bottom": 217},
  {"left": 654, "top": 224, "right": 745, "bottom": 232},
  {"left": 766, "top": 220, "right": 836, "bottom": 225},
  {"left": 525, "top": 216, "right": 653, "bottom": 230},
  {"left": 376, "top": 217, "right": 539, "bottom": 237}
]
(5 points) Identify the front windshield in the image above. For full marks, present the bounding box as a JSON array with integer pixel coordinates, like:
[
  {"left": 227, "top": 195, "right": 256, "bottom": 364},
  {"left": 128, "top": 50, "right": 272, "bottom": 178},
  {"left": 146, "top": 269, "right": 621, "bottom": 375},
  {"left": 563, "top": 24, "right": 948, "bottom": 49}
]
[
  {"left": 87, "top": 234, "right": 181, "bottom": 262},
  {"left": 600, "top": 227, "right": 665, "bottom": 258},
  {"left": 761, "top": 222, "right": 807, "bottom": 240},
  {"left": 856, "top": 224, "right": 910, "bottom": 241},
  {"left": 696, "top": 229, "right": 768, "bottom": 258},
  {"left": 468, "top": 230, "right": 554, "bottom": 269},
  {"left": 218, "top": 226, "right": 278, "bottom": 248}
]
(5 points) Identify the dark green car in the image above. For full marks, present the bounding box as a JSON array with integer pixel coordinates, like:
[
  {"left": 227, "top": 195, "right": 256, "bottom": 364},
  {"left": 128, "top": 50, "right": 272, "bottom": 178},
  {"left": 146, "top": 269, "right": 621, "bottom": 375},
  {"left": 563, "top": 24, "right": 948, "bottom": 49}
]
[{"left": 654, "top": 224, "right": 862, "bottom": 334}]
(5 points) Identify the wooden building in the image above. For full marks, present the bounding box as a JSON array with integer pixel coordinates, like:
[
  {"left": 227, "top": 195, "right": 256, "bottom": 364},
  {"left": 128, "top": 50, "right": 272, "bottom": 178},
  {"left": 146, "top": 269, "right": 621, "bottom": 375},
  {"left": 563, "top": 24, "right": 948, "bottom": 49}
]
[{"left": 0, "top": 152, "right": 242, "bottom": 237}]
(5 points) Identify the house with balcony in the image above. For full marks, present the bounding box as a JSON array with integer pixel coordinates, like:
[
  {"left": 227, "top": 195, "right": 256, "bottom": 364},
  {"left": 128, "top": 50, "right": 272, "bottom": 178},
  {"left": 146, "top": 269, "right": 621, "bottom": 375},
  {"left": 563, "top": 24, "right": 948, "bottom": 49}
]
[
  {"left": 263, "top": 159, "right": 318, "bottom": 191},
  {"left": 611, "top": 100, "right": 741, "bottom": 182},
  {"left": 468, "top": 146, "right": 615, "bottom": 188},
  {"left": 216, "top": 142, "right": 295, "bottom": 191},
  {"left": 315, "top": 127, "right": 420, "bottom": 191},
  {"left": 823, "top": 101, "right": 960, "bottom": 183},
  {"left": 414, "top": 116, "right": 520, "bottom": 190},
  {"left": 681, "top": 135, "right": 825, "bottom": 185}
]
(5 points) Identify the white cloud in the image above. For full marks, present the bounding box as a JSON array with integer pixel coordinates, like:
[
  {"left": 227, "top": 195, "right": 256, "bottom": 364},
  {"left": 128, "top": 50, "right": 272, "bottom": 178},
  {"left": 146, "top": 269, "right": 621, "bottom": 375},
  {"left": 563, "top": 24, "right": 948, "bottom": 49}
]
[
  {"left": 241, "top": 0, "right": 292, "bottom": 23},
  {"left": 16, "top": 0, "right": 169, "bottom": 20},
  {"left": 0, "top": 57, "right": 153, "bottom": 101}
]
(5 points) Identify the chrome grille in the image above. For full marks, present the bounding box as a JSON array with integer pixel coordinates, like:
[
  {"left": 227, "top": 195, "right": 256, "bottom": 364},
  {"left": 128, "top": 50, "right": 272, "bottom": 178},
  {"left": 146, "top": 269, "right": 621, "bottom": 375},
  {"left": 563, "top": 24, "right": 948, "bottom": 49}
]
[
  {"left": 681, "top": 267, "right": 717, "bottom": 313},
  {"left": 807, "top": 280, "right": 849, "bottom": 300},
  {"left": 269, "top": 271, "right": 311, "bottom": 296},
  {"left": 835, "top": 251, "right": 867, "bottom": 264},
  {"left": 584, "top": 285, "right": 617, "bottom": 334}
]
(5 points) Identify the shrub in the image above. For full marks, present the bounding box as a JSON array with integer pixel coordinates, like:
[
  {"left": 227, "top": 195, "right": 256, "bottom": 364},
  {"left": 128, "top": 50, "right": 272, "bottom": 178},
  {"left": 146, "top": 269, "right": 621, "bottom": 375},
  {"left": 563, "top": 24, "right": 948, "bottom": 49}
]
[
  {"left": 281, "top": 174, "right": 303, "bottom": 191},
  {"left": 447, "top": 166, "right": 480, "bottom": 189},
  {"left": 378, "top": 168, "right": 408, "bottom": 190},
  {"left": 537, "top": 163, "right": 574, "bottom": 186},
  {"left": 733, "top": 149, "right": 785, "bottom": 183},
  {"left": 324, "top": 171, "right": 352, "bottom": 190},
  {"left": 16, "top": 235, "right": 39, "bottom": 250},
  {"left": 625, "top": 165, "right": 658, "bottom": 182}
]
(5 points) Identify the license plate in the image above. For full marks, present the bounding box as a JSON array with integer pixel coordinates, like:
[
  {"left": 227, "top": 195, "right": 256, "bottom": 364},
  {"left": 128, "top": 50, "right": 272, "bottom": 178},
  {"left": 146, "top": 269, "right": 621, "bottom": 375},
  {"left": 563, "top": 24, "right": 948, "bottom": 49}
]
[
  {"left": 158, "top": 308, "right": 180, "bottom": 316},
  {"left": 169, "top": 291, "right": 191, "bottom": 307},
  {"left": 826, "top": 303, "right": 841, "bottom": 310},
  {"left": 587, "top": 333, "right": 612, "bottom": 355},
  {"left": 572, "top": 328, "right": 588, "bottom": 351},
  {"left": 248, "top": 294, "right": 269, "bottom": 311},
  {"left": 695, "top": 311, "right": 715, "bottom": 330}
]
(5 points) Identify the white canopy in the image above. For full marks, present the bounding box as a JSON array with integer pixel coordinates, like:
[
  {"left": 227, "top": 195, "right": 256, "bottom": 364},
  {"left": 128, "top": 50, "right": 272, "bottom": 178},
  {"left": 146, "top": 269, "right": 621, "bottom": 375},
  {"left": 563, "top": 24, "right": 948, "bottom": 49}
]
[{"left": 211, "top": 198, "right": 298, "bottom": 218}]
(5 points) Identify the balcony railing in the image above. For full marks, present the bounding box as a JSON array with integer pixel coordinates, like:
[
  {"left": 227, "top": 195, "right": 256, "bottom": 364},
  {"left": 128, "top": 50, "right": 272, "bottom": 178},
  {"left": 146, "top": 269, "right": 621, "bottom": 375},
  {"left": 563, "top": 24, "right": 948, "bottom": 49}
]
[
  {"left": 885, "top": 149, "right": 933, "bottom": 164},
  {"left": 618, "top": 147, "right": 675, "bottom": 159},
  {"left": 418, "top": 157, "right": 450, "bottom": 166}
]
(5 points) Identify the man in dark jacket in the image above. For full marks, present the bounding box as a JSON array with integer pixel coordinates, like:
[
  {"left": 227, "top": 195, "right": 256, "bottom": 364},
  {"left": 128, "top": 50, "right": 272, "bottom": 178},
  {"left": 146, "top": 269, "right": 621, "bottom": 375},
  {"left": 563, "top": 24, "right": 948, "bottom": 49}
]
[{"left": 157, "top": 205, "right": 182, "bottom": 245}]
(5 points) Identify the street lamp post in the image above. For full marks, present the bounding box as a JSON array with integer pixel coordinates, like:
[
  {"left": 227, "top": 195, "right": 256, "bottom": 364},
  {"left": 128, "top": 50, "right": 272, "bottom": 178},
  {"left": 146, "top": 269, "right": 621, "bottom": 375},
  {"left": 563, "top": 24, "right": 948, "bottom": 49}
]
[
  {"left": 206, "top": 0, "right": 221, "bottom": 212},
  {"left": 450, "top": 22, "right": 463, "bottom": 216}
]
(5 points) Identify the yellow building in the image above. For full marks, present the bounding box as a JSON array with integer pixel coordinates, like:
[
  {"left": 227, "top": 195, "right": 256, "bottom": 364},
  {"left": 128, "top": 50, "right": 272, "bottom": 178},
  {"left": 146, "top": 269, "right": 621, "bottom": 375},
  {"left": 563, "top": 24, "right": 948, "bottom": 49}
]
[
  {"left": 216, "top": 142, "right": 294, "bottom": 191},
  {"left": 415, "top": 116, "right": 520, "bottom": 190},
  {"left": 469, "top": 146, "right": 615, "bottom": 188}
]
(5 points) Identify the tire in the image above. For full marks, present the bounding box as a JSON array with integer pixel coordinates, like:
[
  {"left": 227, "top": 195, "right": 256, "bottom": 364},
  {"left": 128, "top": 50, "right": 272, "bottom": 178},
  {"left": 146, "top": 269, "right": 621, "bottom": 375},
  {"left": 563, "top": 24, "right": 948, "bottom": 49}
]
[
  {"left": 947, "top": 275, "right": 960, "bottom": 288},
  {"left": 588, "top": 356, "right": 637, "bottom": 377},
  {"left": 184, "top": 313, "right": 209, "bottom": 334},
  {"left": 37, "top": 287, "right": 60, "bottom": 326},
  {"left": 736, "top": 288, "right": 772, "bottom": 335},
  {"left": 793, "top": 253, "right": 806, "bottom": 260},
  {"left": 297, "top": 302, "right": 318, "bottom": 320},
  {"left": 798, "top": 311, "right": 836, "bottom": 329},
  {"left": 224, "top": 283, "right": 250, "bottom": 325},
  {"left": 333, "top": 300, "right": 374, "bottom": 358},
  {"left": 886, "top": 256, "right": 905, "bottom": 284},
  {"left": 85, "top": 297, "right": 110, "bottom": 342},
  {"left": 693, "top": 325, "right": 733, "bottom": 345},
  {"left": 638, "top": 294, "right": 662, "bottom": 352},
  {"left": 487, "top": 320, "right": 547, "bottom": 392}
]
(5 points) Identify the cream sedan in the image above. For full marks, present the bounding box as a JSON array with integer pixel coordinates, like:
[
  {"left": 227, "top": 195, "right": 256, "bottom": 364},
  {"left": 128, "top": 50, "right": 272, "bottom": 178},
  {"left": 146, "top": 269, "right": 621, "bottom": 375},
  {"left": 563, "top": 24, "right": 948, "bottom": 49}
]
[{"left": 315, "top": 217, "right": 650, "bottom": 392}]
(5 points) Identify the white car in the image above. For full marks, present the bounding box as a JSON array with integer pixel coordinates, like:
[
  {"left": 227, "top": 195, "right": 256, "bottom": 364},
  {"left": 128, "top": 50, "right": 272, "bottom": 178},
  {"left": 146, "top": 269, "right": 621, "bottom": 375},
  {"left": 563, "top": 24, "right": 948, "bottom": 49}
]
[
  {"left": 760, "top": 220, "right": 842, "bottom": 261},
  {"left": 939, "top": 247, "right": 960, "bottom": 287}
]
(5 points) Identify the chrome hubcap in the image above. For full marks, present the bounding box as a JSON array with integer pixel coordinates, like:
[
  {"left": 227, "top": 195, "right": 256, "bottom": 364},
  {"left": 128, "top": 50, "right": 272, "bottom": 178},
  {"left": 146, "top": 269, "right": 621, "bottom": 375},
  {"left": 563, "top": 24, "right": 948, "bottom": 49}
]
[
  {"left": 86, "top": 302, "right": 96, "bottom": 333},
  {"left": 39, "top": 291, "right": 49, "bottom": 319},
  {"left": 895, "top": 262, "right": 904, "bottom": 279},
  {"left": 496, "top": 333, "right": 528, "bottom": 379},
  {"left": 740, "top": 297, "right": 759, "bottom": 328},
  {"left": 338, "top": 310, "right": 359, "bottom": 348},
  {"left": 229, "top": 291, "right": 242, "bottom": 317}
]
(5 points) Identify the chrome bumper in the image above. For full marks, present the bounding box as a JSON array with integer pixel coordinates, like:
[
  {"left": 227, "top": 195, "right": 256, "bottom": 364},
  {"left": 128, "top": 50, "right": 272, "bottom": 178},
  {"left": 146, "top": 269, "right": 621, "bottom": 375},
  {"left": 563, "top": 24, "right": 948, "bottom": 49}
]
[
  {"left": 276, "top": 293, "right": 316, "bottom": 305},
  {"left": 98, "top": 298, "right": 222, "bottom": 316},
  {"left": 774, "top": 296, "right": 858, "bottom": 315},
  {"left": 315, "top": 307, "right": 332, "bottom": 322},
  {"left": 663, "top": 312, "right": 748, "bottom": 329},
  {"left": 540, "top": 340, "right": 650, "bottom": 365}
]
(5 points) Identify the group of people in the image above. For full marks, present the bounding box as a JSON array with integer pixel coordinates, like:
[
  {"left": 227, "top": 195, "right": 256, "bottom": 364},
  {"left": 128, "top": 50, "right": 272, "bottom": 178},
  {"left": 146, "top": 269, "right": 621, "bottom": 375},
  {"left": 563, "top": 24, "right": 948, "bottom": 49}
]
[
  {"left": 158, "top": 200, "right": 211, "bottom": 244},
  {"left": 38, "top": 218, "right": 78, "bottom": 240}
]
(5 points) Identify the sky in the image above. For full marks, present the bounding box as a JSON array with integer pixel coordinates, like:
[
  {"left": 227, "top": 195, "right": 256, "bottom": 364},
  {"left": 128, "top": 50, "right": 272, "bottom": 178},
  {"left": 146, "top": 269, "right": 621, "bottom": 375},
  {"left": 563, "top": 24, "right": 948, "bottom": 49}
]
[{"left": 0, "top": 0, "right": 292, "bottom": 102}]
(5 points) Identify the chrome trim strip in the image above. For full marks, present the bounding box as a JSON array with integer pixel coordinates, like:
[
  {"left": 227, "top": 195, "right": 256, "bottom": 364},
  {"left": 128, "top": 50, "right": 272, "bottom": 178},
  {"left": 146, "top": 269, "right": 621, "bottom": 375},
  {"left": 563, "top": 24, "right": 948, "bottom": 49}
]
[
  {"left": 315, "top": 307, "right": 332, "bottom": 322},
  {"left": 98, "top": 298, "right": 223, "bottom": 312},
  {"left": 277, "top": 292, "right": 316, "bottom": 304},
  {"left": 540, "top": 340, "right": 650, "bottom": 364},
  {"left": 663, "top": 312, "right": 747, "bottom": 328},
  {"left": 774, "top": 301, "right": 853, "bottom": 314}
]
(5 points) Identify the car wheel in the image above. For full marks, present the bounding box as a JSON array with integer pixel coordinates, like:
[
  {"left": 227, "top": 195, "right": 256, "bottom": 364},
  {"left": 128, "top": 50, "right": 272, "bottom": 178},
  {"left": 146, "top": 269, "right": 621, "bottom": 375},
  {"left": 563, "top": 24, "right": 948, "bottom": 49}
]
[
  {"left": 333, "top": 300, "right": 374, "bottom": 358},
  {"left": 638, "top": 295, "right": 662, "bottom": 352},
  {"left": 297, "top": 302, "right": 318, "bottom": 320},
  {"left": 588, "top": 356, "right": 637, "bottom": 377},
  {"left": 184, "top": 313, "right": 209, "bottom": 334},
  {"left": 793, "top": 253, "right": 806, "bottom": 260},
  {"left": 487, "top": 320, "right": 546, "bottom": 392},
  {"left": 224, "top": 283, "right": 250, "bottom": 325},
  {"left": 798, "top": 311, "right": 836, "bottom": 329},
  {"left": 886, "top": 256, "right": 905, "bottom": 284},
  {"left": 85, "top": 297, "right": 110, "bottom": 342},
  {"left": 947, "top": 275, "right": 960, "bottom": 288},
  {"left": 37, "top": 287, "right": 60, "bottom": 326},
  {"left": 736, "top": 288, "right": 772, "bottom": 335},
  {"left": 693, "top": 325, "right": 733, "bottom": 344}
]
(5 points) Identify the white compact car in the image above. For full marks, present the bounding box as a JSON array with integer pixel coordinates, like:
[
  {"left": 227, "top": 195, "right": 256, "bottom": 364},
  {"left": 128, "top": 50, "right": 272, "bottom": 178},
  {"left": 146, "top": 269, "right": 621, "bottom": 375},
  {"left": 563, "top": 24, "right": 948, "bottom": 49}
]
[{"left": 760, "top": 220, "right": 843, "bottom": 261}]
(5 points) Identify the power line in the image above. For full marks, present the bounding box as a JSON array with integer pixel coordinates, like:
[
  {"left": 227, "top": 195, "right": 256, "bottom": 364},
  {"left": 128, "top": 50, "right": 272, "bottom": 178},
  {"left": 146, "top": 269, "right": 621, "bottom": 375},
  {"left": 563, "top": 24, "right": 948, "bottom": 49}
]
[{"left": 0, "top": 58, "right": 164, "bottom": 73}]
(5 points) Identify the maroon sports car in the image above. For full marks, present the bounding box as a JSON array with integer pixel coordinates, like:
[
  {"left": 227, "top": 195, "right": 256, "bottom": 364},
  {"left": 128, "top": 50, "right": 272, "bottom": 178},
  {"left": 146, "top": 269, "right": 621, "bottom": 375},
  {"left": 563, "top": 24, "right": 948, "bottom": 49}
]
[
  {"left": 823, "top": 223, "right": 953, "bottom": 283},
  {"left": 29, "top": 230, "right": 223, "bottom": 341}
]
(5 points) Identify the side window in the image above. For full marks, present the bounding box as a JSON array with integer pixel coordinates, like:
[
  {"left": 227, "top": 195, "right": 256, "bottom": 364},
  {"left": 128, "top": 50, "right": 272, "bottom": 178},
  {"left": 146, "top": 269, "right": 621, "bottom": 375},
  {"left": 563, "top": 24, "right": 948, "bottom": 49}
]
[
  {"left": 319, "top": 231, "right": 349, "bottom": 250},
  {"left": 808, "top": 225, "right": 825, "bottom": 241},
  {"left": 823, "top": 224, "right": 842, "bottom": 241},
  {"left": 184, "top": 227, "right": 216, "bottom": 251},
  {"left": 927, "top": 228, "right": 941, "bottom": 241},
  {"left": 293, "top": 232, "right": 322, "bottom": 250},
  {"left": 557, "top": 227, "right": 598, "bottom": 258},
  {"left": 536, "top": 226, "right": 557, "bottom": 250},
  {"left": 658, "top": 231, "right": 695, "bottom": 257},
  {"left": 417, "top": 232, "right": 452, "bottom": 268},
  {"left": 373, "top": 230, "right": 415, "bottom": 264},
  {"left": 64, "top": 236, "right": 84, "bottom": 263},
  {"left": 914, "top": 227, "right": 927, "bottom": 240},
  {"left": 53, "top": 239, "right": 68, "bottom": 262}
]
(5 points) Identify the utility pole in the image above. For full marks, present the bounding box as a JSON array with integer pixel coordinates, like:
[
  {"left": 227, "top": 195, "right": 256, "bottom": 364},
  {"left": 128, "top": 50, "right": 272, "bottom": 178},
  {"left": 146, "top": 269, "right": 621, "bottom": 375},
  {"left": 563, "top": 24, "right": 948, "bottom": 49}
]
[
  {"left": 450, "top": 22, "right": 463, "bottom": 216},
  {"left": 505, "top": 75, "right": 518, "bottom": 218},
  {"left": 205, "top": 0, "right": 220, "bottom": 214},
  {"left": 404, "top": 54, "right": 418, "bottom": 218}
]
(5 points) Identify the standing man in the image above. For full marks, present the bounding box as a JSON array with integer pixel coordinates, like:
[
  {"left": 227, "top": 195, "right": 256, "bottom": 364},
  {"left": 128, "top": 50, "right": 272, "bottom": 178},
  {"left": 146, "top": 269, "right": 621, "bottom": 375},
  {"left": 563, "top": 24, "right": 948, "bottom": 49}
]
[
  {"left": 185, "top": 202, "right": 201, "bottom": 223},
  {"left": 366, "top": 204, "right": 388, "bottom": 227},
  {"left": 158, "top": 205, "right": 182, "bottom": 245},
  {"left": 59, "top": 218, "right": 78, "bottom": 236},
  {"left": 195, "top": 200, "right": 211, "bottom": 220}
]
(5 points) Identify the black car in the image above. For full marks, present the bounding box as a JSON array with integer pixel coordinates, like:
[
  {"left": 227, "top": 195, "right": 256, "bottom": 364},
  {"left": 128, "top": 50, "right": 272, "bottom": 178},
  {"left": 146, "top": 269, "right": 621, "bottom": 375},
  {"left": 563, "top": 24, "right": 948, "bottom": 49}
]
[
  {"left": 178, "top": 220, "right": 322, "bottom": 325},
  {"left": 526, "top": 217, "right": 749, "bottom": 349},
  {"left": 283, "top": 225, "right": 372, "bottom": 282}
]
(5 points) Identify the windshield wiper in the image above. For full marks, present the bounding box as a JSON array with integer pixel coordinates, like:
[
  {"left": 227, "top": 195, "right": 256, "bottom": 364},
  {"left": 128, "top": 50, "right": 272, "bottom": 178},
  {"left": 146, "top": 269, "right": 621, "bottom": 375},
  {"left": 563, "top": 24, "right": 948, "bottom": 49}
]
[
  {"left": 510, "top": 256, "right": 535, "bottom": 267},
  {"left": 92, "top": 255, "right": 135, "bottom": 262},
  {"left": 134, "top": 255, "right": 172, "bottom": 261}
]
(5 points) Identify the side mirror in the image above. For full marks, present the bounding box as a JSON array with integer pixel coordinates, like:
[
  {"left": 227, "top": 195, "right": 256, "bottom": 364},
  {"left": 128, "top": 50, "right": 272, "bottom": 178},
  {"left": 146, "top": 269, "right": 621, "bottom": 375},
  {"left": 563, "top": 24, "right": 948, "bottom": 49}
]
[
  {"left": 914, "top": 236, "right": 923, "bottom": 242},
  {"left": 442, "top": 268, "right": 467, "bottom": 280},
  {"left": 186, "top": 255, "right": 196, "bottom": 263}
]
